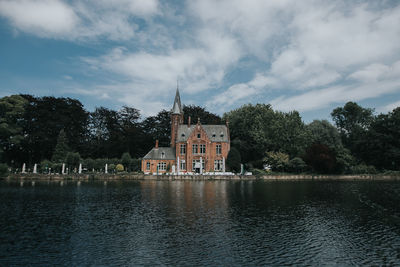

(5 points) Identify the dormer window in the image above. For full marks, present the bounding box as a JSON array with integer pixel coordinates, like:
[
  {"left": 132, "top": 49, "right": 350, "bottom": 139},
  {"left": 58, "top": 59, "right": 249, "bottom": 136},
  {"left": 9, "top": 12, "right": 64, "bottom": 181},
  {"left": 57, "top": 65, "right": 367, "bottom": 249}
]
[
  {"left": 220, "top": 132, "right": 224, "bottom": 137},
  {"left": 161, "top": 152, "right": 165, "bottom": 159},
  {"left": 181, "top": 133, "right": 185, "bottom": 137},
  {"left": 212, "top": 132, "right": 216, "bottom": 138}
]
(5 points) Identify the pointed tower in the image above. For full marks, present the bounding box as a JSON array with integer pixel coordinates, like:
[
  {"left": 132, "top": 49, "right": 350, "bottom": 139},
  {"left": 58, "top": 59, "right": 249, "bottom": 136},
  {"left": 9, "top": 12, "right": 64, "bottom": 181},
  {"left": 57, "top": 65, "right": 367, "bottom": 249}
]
[{"left": 171, "top": 87, "right": 183, "bottom": 147}]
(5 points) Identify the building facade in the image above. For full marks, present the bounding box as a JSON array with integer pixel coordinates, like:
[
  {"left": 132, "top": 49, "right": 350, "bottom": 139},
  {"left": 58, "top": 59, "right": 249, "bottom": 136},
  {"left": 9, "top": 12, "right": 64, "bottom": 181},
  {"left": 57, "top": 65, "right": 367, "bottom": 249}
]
[{"left": 141, "top": 88, "right": 230, "bottom": 174}]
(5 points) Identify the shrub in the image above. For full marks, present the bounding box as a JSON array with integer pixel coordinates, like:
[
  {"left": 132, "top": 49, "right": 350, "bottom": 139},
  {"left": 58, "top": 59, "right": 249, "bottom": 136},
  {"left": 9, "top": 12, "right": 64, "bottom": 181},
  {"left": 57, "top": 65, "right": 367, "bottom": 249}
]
[
  {"left": 263, "top": 151, "right": 289, "bottom": 172},
  {"left": 287, "top": 157, "right": 307, "bottom": 173},
  {"left": 108, "top": 164, "right": 116, "bottom": 173},
  {"left": 40, "top": 159, "right": 53, "bottom": 173},
  {"left": 227, "top": 147, "right": 241, "bottom": 172},
  {"left": 116, "top": 164, "right": 124, "bottom": 172},
  {"left": 0, "top": 163, "right": 9, "bottom": 177},
  {"left": 351, "top": 164, "right": 377, "bottom": 174}
]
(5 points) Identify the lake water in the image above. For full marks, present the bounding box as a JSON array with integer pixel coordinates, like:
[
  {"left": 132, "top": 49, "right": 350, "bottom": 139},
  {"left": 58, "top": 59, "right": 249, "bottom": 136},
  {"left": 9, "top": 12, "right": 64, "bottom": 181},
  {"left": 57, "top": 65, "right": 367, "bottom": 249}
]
[{"left": 1, "top": 180, "right": 400, "bottom": 266}]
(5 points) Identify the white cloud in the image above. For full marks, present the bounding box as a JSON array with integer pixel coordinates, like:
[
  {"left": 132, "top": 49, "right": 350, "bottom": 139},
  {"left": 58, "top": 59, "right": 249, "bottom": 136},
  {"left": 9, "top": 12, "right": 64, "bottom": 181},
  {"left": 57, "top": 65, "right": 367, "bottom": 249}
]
[
  {"left": 0, "top": 0, "right": 160, "bottom": 40},
  {"left": 0, "top": 0, "right": 78, "bottom": 37}
]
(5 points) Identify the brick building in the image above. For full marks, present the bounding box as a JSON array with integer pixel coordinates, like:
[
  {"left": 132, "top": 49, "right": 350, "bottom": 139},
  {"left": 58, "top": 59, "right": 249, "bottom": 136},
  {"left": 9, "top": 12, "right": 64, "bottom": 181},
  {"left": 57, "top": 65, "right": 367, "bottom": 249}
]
[{"left": 141, "top": 88, "right": 230, "bottom": 174}]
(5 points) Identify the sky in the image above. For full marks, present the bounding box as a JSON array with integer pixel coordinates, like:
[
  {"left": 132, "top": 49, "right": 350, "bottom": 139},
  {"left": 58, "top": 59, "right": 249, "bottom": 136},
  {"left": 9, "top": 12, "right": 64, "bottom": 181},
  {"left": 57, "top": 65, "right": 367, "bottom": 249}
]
[{"left": 0, "top": 0, "right": 400, "bottom": 122}]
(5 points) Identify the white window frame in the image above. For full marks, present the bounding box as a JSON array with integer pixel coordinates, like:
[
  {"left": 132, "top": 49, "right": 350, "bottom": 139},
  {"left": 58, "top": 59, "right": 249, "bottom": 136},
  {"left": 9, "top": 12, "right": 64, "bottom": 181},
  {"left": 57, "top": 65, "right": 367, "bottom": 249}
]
[
  {"left": 214, "top": 160, "right": 223, "bottom": 171},
  {"left": 200, "top": 144, "right": 206, "bottom": 154},
  {"left": 146, "top": 162, "right": 150, "bottom": 170},
  {"left": 180, "top": 160, "right": 186, "bottom": 170},
  {"left": 216, "top": 144, "right": 221, "bottom": 155},
  {"left": 157, "top": 162, "right": 166, "bottom": 171},
  {"left": 180, "top": 144, "right": 186, "bottom": 155},
  {"left": 192, "top": 144, "right": 198, "bottom": 154}
]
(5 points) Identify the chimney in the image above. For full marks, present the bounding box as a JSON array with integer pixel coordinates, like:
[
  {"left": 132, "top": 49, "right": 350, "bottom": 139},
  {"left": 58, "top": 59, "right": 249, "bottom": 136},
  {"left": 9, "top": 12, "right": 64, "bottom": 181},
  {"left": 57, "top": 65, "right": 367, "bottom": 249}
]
[
  {"left": 188, "top": 116, "right": 191, "bottom": 127},
  {"left": 155, "top": 140, "right": 159, "bottom": 148}
]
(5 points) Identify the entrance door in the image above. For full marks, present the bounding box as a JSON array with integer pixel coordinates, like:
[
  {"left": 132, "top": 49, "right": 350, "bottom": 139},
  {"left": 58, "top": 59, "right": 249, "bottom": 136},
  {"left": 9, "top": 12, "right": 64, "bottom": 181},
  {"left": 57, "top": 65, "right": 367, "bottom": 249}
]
[{"left": 193, "top": 161, "right": 202, "bottom": 173}]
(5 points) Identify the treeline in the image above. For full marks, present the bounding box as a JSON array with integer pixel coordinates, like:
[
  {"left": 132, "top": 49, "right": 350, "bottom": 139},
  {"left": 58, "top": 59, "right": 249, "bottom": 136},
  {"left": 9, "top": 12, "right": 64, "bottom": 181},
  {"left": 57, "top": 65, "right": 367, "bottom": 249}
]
[
  {"left": 0, "top": 94, "right": 221, "bottom": 173},
  {"left": 0, "top": 94, "right": 399, "bottom": 175}
]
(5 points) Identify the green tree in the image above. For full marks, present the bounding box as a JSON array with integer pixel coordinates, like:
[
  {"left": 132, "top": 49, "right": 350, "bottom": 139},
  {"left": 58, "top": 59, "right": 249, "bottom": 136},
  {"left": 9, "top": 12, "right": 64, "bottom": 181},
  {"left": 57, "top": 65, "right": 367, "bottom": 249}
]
[
  {"left": 51, "top": 130, "right": 70, "bottom": 163},
  {"left": 66, "top": 152, "right": 81, "bottom": 171},
  {"left": 224, "top": 104, "right": 309, "bottom": 163},
  {"left": 331, "top": 102, "right": 374, "bottom": 157},
  {"left": 0, "top": 95, "right": 27, "bottom": 165},
  {"left": 307, "top": 120, "right": 342, "bottom": 150},
  {"left": 121, "top": 152, "right": 132, "bottom": 171},
  {"left": 183, "top": 105, "right": 222, "bottom": 125},
  {"left": 226, "top": 147, "right": 241, "bottom": 173},
  {"left": 287, "top": 157, "right": 308, "bottom": 173},
  {"left": 358, "top": 107, "right": 400, "bottom": 170},
  {"left": 263, "top": 151, "right": 289, "bottom": 172},
  {"left": 0, "top": 163, "right": 9, "bottom": 177}
]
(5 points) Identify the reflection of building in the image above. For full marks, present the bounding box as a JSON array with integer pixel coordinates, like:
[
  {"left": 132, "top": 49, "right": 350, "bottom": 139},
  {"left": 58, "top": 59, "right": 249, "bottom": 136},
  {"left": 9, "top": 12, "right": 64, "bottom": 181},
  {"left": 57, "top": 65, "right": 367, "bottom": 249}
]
[{"left": 141, "top": 88, "right": 230, "bottom": 174}]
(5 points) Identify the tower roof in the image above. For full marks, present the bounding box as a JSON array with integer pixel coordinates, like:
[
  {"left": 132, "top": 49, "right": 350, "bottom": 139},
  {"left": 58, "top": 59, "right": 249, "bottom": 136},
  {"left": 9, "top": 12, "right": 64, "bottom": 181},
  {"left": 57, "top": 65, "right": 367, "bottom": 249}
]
[{"left": 171, "top": 87, "right": 183, "bottom": 114}]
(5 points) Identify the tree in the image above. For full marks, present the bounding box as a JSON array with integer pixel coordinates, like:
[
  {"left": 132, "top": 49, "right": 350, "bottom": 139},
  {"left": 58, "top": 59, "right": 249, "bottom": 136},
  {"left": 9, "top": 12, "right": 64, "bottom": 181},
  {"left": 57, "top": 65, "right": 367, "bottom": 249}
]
[
  {"left": 307, "top": 120, "right": 342, "bottom": 150},
  {"left": 263, "top": 151, "right": 289, "bottom": 172},
  {"left": 223, "top": 104, "right": 309, "bottom": 163},
  {"left": 121, "top": 152, "right": 132, "bottom": 171},
  {"left": 303, "top": 144, "right": 336, "bottom": 174},
  {"left": 52, "top": 130, "right": 70, "bottom": 163},
  {"left": 66, "top": 152, "right": 81, "bottom": 171},
  {"left": 331, "top": 102, "right": 374, "bottom": 157},
  {"left": 287, "top": 157, "right": 307, "bottom": 173},
  {"left": 183, "top": 105, "right": 222, "bottom": 125},
  {"left": 0, "top": 95, "right": 28, "bottom": 165},
  {"left": 357, "top": 107, "right": 400, "bottom": 170},
  {"left": 226, "top": 147, "right": 241, "bottom": 172}
]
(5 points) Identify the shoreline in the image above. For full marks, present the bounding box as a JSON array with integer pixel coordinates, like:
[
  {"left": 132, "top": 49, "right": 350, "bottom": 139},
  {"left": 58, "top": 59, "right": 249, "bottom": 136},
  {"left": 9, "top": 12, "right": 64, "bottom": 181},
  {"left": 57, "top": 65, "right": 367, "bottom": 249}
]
[{"left": 2, "top": 173, "right": 400, "bottom": 181}]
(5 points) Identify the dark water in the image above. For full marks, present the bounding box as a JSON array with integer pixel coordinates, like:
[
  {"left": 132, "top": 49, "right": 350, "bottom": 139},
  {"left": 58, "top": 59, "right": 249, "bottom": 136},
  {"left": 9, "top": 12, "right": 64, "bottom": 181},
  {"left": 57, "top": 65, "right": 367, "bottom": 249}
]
[{"left": 1, "top": 180, "right": 400, "bottom": 266}]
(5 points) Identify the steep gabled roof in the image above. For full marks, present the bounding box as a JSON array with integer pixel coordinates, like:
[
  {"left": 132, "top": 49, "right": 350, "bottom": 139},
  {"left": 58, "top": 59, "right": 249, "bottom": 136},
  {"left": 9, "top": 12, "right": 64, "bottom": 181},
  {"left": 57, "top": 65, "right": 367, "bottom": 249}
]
[
  {"left": 143, "top": 147, "right": 176, "bottom": 160},
  {"left": 171, "top": 88, "right": 183, "bottom": 114},
  {"left": 176, "top": 124, "right": 229, "bottom": 142}
]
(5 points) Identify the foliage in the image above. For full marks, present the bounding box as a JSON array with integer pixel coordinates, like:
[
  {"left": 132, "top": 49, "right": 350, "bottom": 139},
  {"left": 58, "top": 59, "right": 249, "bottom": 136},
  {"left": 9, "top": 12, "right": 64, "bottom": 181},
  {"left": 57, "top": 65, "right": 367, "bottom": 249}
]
[
  {"left": 263, "top": 151, "right": 289, "bottom": 172},
  {"left": 183, "top": 105, "right": 222, "bottom": 125},
  {"left": 0, "top": 95, "right": 27, "bottom": 165},
  {"left": 121, "top": 152, "right": 132, "bottom": 171},
  {"left": 307, "top": 120, "right": 342, "bottom": 150},
  {"left": 66, "top": 152, "right": 81, "bottom": 170},
  {"left": 287, "top": 157, "right": 308, "bottom": 173},
  {"left": 108, "top": 164, "right": 116, "bottom": 172},
  {"left": 357, "top": 108, "right": 400, "bottom": 170},
  {"left": 84, "top": 158, "right": 95, "bottom": 171},
  {"left": 40, "top": 159, "right": 53, "bottom": 173},
  {"left": 116, "top": 164, "right": 124, "bottom": 172},
  {"left": 224, "top": 104, "right": 309, "bottom": 163},
  {"left": 303, "top": 144, "right": 336, "bottom": 174},
  {"left": 51, "top": 130, "right": 70, "bottom": 163},
  {"left": 350, "top": 164, "right": 377, "bottom": 174},
  {"left": 0, "top": 163, "right": 9, "bottom": 177},
  {"left": 227, "top": 147, "right": 241, "bottom": 172}
]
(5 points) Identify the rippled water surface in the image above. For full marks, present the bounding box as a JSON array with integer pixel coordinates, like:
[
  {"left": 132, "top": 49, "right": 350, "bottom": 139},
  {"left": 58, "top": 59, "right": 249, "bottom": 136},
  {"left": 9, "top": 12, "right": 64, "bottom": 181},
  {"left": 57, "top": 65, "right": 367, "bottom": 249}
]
[{"left": 1, "top": 180, "right": 400, "bottom": 266}]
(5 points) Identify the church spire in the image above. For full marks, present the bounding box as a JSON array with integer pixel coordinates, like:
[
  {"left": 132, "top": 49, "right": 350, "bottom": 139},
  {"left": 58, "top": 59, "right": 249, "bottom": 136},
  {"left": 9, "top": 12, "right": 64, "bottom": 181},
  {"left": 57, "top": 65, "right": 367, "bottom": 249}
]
[{"left": 171, "top": 86, "right": 183, "bottom": 114}]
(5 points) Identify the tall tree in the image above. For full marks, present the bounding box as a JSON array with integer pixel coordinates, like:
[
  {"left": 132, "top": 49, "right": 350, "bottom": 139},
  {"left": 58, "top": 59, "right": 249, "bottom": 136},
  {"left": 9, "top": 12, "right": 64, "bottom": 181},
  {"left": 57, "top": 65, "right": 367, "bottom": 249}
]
[
  {"left": 183, "top": 105, "right": 222, "bottom": 125},
  {"left": 331, "top": 102, "right": 374, "bottom": 157},
  {"left": 52, "top": 129, "right": 70, "bottom": 163},
  {"left": 0, "top": 95, "right": 27, "bottom": 165}
]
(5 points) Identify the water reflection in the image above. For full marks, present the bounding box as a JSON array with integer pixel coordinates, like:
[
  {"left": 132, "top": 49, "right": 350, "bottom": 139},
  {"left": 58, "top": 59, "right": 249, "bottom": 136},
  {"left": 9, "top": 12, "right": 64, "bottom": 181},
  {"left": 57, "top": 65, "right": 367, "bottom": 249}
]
[{"left": 0, "top": 180, "right": 400, "bottom": 265}]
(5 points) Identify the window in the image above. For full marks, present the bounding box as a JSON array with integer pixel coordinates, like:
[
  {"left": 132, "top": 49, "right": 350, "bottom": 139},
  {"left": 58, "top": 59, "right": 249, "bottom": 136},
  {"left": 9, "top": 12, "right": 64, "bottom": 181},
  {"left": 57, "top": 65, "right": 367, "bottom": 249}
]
[
  {"left": 180, "top": 144, "right": 186, "bottom": 155},
  {"left": 216, "top": 144, "right": 221, "bottom": 155},
  {"left": 146, "top": 162, "right": 150, "bottom": 170},
  {"left": 200, "top": 144, "right": 206, "bottom": 154},
  {"left": 214, "top": 160, "right": 223, "bottom": 171},
  {"left": 220, "top": 132, "right": 224, "bottom": 137},
  {"left": 192, "top": 144, "right": 198, "bottom": 154},
  {"left": 161, "top": 152, "right": 165, "bottom": 159},
  {"left": 197, "top": 133, "right": 201, "bottom": 138},
  {"left": 181, "top": 133, "right": 185, "bottom": 137},
  {"left": 192, "top": 159, "right": 204, "bottom": 171},
  {"left": 180, "top": 160, "right": 186, "bottom": 170},
  {"left": 157, "top": 162, "right": 166, "bottom": 171}
]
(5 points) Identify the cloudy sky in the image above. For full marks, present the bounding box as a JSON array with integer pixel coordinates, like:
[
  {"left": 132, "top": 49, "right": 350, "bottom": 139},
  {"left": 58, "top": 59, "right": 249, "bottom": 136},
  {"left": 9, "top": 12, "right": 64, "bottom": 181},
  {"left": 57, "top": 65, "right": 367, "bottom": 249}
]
[{"left": 0, "top": 0, "right": 399, "bottom": 121}]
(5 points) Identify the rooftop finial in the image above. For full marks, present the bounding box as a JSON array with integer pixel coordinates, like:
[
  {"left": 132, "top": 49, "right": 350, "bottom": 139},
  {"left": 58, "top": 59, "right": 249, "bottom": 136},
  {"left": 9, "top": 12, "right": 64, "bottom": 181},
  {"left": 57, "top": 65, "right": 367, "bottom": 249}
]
[{"left": 171, "top": 84, "right": 183, "bottom": 114}]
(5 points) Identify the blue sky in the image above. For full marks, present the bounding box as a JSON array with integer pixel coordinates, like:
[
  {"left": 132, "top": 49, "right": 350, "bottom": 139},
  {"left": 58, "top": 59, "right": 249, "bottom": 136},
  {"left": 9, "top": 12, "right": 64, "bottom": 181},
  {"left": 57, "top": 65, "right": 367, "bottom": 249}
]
[{"left": 0, "top": 0, "right": 400, "bottom": 122}]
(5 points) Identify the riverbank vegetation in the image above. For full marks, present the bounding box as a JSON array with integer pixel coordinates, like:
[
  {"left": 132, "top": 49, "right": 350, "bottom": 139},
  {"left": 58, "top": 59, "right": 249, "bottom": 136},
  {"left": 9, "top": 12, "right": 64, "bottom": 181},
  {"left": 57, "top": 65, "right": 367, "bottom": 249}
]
[{"left": 0, "top": 95, "right": 399, "bottom": 175}]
